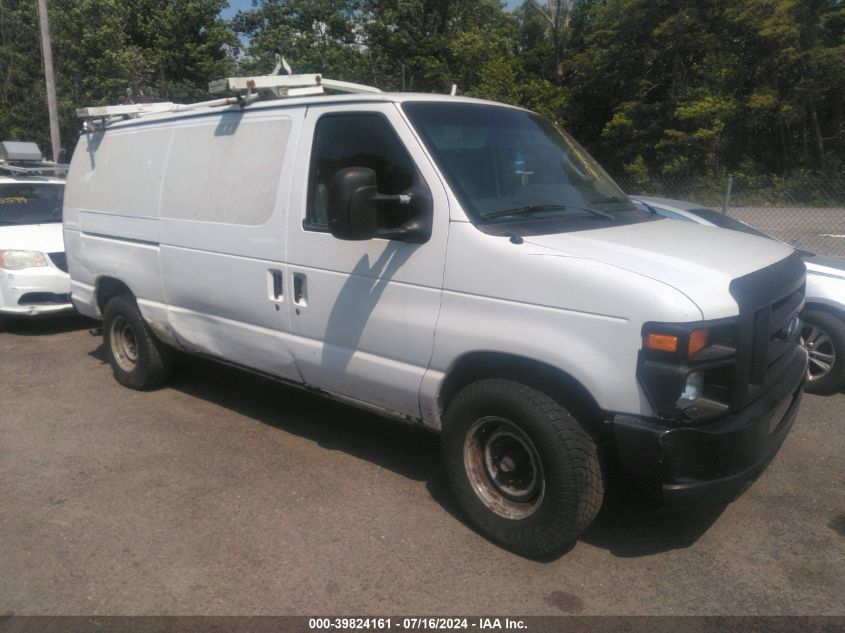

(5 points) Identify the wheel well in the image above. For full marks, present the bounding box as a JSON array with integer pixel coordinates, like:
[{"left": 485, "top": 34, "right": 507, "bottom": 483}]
[
  {"left": 804, "top": 301, "right": 845, "bottom": 322},
  {"left": 96, "top": 277, "right": 133, "bottom": 313},
  {"left": 438, "top": 352, "right": 607, "bottom": 437}
]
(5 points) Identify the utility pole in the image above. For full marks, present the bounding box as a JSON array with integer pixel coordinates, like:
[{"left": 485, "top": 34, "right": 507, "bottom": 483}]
[{"left": 36, "top": 0, "right": 61, "bottom": 162}]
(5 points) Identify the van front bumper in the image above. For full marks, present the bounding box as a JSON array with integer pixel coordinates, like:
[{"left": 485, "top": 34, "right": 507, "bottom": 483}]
[
  {"left": 0, "top": 267, "right": 73, "bottom": 316},
  {"left": 613, "top": 345, "right": 808, "bottom": 509}
]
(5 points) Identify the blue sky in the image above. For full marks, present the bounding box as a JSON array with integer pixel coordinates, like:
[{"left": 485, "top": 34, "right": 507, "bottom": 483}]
[
  {"left": 220, "top": 0, "right": 250, "bottom": 20},
  {"left": 220, "top": 0, "right": 522, "bottom": 20}
]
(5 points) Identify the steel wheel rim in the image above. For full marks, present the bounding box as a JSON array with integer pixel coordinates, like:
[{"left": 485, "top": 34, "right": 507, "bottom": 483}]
[
  {"left": 801, "top": 323, "right": 835, "bottom": 382},
  {"left": 463, "top": 416, "right": 545, "bottom": 519},
  {"left": 110, "top": 315, "right": 139, "bottom": 373}
]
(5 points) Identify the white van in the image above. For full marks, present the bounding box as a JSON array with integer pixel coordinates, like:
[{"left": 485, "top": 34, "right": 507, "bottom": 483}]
[{"left": 64, "top": 75, "right": 808, "bottom": 556}]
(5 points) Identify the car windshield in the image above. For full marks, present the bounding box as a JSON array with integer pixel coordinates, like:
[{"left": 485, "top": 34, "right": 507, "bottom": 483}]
[
  {"left": 403, "top": 102, "right": 637, "bottom": 222},
  {"left": 0, "top": 182, "right": 64, "bottom": 225}
]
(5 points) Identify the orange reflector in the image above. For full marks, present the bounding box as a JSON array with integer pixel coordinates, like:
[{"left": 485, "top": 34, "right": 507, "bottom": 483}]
[
  {"left": 645, "top": 333, "right": 678, "bottom": 353},
  {"left": 689, "top": 328, "right": 709, "bottom": 355}
]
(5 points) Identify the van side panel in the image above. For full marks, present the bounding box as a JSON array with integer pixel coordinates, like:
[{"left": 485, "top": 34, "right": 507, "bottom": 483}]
[
  {"left": 65, "top": 127, "right": 172, "bottom": 220},
  {"left": 64, "top": 128, "right": 173, "bottom": 324},
  {"left": 65, "top": 109, "right": 303, "bottom": 382},
  {"left": 157, "top": 109, "right": 302, "bottom": 381}
]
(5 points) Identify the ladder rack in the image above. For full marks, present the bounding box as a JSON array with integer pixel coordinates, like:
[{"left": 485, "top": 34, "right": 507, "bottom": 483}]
[{"left": 76, "top": 72, "right": 382, "bottom": 129}]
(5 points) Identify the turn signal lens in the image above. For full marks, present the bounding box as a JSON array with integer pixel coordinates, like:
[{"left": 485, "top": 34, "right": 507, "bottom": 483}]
[
  {"left": 645, "top": 333, "right": 678, "bottom": 353},
  {"left": 688, "top": 328, "right": 709, "bottom": 356}
]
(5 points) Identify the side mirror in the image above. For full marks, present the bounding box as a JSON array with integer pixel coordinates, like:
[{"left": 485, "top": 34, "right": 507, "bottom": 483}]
[
  {"left": 327, "top": 167, "right": 432, "bottom": 243},
  {"left": 327, "top": 167, "right": 381, "bottom": 240}
]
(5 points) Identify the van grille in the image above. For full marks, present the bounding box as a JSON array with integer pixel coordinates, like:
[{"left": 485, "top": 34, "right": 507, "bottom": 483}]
[{"left": 729, "top": 253, "right": 806, "bottom": 410}]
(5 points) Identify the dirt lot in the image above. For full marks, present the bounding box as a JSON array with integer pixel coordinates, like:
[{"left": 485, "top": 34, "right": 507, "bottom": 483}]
[{"left": 1, "top": 315, "right": 843, "bottom": 616}]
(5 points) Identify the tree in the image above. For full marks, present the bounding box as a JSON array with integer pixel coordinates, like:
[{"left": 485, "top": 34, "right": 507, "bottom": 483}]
[
  {"left": 1, "top": 0, "right": 842, "bottom": 177},
  {"left": 563, "top": 0, "right": 845, "bottom": 178},
  {"left": 362, "top": 0, "right": 518, "bottom": 94},
  {"left": 0, "top": 0, "right": 52, "bottom": 155},
  {"left": 232, "top": 0, "right": 368, "bottom": 81},
  {"left": 0, "top": 0, "right": 237, "bottom": 156}
]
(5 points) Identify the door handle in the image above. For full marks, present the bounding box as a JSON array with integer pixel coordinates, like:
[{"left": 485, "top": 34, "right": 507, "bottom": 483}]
[
  {"left": 293, "top": 273, "right": 307, "bottom": 306},
  {"left": 268, "top": 269, "right": 283, "bottom": 301}
]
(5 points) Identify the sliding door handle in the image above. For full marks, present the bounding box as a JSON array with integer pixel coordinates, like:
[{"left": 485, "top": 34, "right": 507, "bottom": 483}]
[
  {"left": 268, "top": 269, "right": 283, "bottom": 301},
  {"left": 293, "top": 273, "right": 307, "bottom": 306}
]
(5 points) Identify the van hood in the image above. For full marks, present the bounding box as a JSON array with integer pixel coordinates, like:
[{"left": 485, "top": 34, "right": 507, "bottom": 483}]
[
  {"left": 0, "top": 222, "right": 65, "bottom": 254},
  {"left": 524, "top": 219, "right": 797, "bottom": 319}
]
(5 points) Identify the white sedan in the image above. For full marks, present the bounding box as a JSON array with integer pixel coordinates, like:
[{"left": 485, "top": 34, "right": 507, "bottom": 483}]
[
  {"left": 632, "top": 195, "right": 844, "bottom": 395},
  {"left": 0, "top": 142, "right": 72, "bottom": 329}
]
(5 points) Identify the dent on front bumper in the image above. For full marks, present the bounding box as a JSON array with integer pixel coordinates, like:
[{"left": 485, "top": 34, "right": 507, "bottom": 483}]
[
  {"left": 612, "top": 344, "right": 808, "bottom": 509},
  {"left": 0, "top": 267, "right": 73, "bottom": 316}
]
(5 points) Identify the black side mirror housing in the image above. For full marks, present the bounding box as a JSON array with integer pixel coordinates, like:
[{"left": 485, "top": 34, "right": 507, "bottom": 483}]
[
  {"left": 327, "top": 167, "right": 381, "bottom": 240},
  {"left": 327, "top": 167, "right": 432, "bottom": 243}
]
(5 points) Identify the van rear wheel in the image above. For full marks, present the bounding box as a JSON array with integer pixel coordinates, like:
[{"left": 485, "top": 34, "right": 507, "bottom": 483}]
[
  {"left": 103, "top": 294, "right": 172, "bottom": 390},
  {"left": 441, "top": 379, "right": 603, "bottom": 557}
]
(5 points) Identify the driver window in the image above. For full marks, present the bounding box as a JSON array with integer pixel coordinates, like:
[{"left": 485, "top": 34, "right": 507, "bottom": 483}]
[{"left": 306, "top": 114, "right": 415, "bottom": 229}]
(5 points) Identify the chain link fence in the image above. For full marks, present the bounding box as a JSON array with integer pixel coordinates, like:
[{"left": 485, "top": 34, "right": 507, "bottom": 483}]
[{"left": 616, "top": 173, "right": 845, "bottom": 259}]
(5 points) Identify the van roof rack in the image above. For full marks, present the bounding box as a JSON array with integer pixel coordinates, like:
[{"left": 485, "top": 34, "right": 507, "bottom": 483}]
[
  {"left": 76, "top": 71, "right": 382, "bottom": 130},
  {"left": 0, "top": 141, "right": 67, "bottom": 177}
]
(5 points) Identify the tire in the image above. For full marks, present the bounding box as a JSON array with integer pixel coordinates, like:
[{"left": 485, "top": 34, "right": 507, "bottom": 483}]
[
  {"left": 0, "top": 314, "right": 16, "bottom": 333},
  {"left": 802, "top": 309, "right": 845, "bottom": 396},
  {"left": 103, "top": 294, "right": 172, "bottom": 390},
  {"left": 441, "top": 379, "right": 604, "bottom": 557}
]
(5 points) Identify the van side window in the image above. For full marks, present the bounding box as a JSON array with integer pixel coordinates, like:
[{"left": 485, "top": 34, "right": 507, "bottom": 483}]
[{"left": 306, "top": 114, "right": 415, "bottom": 229}]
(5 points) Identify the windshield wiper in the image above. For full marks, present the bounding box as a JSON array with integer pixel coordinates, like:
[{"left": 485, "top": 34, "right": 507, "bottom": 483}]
[{"left": 483, "top": 203, "right": 615, "bottom": 221}]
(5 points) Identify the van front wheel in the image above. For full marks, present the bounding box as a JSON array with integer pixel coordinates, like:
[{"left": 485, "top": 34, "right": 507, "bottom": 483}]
[
  {"left": 103, "top": 294, "right": 172, "bottom": 390},
  {"left": 442, "top": 379, "right": 603, "bottom": 557}
]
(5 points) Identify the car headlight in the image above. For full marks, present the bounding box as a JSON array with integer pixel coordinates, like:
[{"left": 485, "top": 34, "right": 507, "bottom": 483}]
[{"left": 0, "top": 250, "right": 48, "bottom": 270}]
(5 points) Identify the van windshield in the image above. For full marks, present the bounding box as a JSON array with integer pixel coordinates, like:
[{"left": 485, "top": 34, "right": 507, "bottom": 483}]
[
  {"left": 403, "top": 102, "right": 636, "bottom": 223},
  {"left": 0, "top": 183, "right": 64, "bottom": 225}
]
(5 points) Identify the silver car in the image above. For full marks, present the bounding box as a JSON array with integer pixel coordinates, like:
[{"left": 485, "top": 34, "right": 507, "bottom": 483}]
[{"left": 633, "top": 196, "right": 844, "bottom": 395}]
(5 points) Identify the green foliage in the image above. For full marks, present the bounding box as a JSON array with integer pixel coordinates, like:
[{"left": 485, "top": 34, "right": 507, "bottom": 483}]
[
  {"left": 0, "top": 1, "right": 51, "bottom": 154},
  {"left": 1, "top": 0, "right": 843, "bottom": 188},
  {"left": 0, "top": 0, "right": 237, "bottom": 157},
  {"left": 232, "top": 0, "right": 367, "bottom": 80}
]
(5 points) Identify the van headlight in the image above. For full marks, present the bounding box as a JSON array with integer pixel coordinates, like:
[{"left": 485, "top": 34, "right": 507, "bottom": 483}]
[
  {"left": 0, "top": 250, "right": 48, "bottom": 270},
  {"left": 677, "top": 371, "right": 704, "bottom": 407},
  {"left": 638, "top": 321, "right": 737, "bottom": 424}
]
